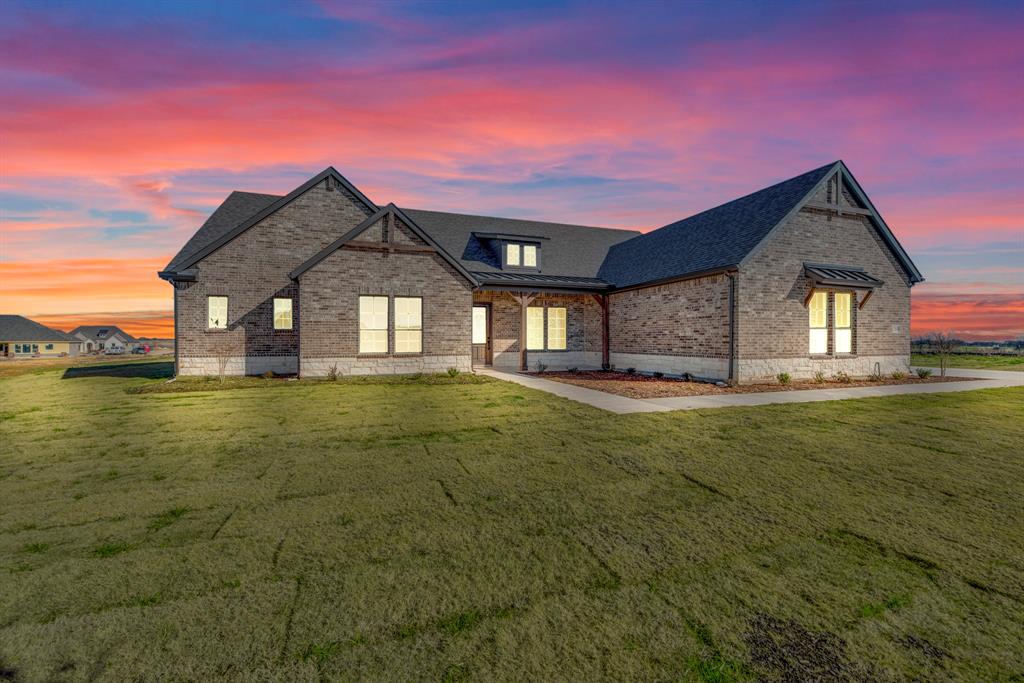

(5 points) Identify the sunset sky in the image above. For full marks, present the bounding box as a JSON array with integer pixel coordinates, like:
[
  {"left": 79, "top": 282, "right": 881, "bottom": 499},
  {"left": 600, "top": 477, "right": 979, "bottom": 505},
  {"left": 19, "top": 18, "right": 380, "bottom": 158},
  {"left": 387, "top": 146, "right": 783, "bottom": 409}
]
[{"left": 1, "top": 0, "right": 1021, "bottom": 340}]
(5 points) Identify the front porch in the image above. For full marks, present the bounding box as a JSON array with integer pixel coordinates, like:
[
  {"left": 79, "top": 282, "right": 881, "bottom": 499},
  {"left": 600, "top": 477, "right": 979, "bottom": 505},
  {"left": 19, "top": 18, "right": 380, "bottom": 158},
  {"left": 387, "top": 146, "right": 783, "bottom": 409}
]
[{"left": 471, "top": 289, "right": 609, "bottom": 372}]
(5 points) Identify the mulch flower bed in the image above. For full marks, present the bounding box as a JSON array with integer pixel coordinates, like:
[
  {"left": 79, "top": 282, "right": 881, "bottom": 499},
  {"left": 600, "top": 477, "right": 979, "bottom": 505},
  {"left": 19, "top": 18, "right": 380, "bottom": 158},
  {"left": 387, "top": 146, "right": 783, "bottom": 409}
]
[{"left": 533, "top": 370, "right": 971, "bottom": 399}]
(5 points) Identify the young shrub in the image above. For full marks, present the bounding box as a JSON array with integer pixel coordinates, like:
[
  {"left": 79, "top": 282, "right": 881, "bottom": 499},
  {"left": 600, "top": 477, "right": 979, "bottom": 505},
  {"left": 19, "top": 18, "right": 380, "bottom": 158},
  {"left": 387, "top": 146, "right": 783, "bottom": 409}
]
[
  {"left": 446, "top": 367, "right": 460, "bottom": 377},
  {"left": 833, "top": 371, "right": 852, "bottom": 384},
  {"left": 813, "top": 371, "right": 826, "bottom": 384},
  {"left": 916, "top": 368, "right": 933, "bottom": 379},
  {"left": 868, "top": 368, "right": 883, "bottom": 382},
  {"left": 625, "top": 367, "right": 636, "bottom": 375},
  {"left": 776, "top": 372, "right": 791, "bottom": 385},
  {"left": 261, "top": 370, "right": 275, "bottom": 380},
  {"left": 567, "top": 366, "right": 579, "bottom": 374},
  {"left": 891, "top": 370, "right": 907, "bottom": 380},
  {"left": 652, "top": 371, "right": 664, "bottom": 379},
  {"left": 327, "top": 363, "right": 339, "bottom": 382},
  {"left": 534, "top": 361, "right": 547, "bottom": 374}
]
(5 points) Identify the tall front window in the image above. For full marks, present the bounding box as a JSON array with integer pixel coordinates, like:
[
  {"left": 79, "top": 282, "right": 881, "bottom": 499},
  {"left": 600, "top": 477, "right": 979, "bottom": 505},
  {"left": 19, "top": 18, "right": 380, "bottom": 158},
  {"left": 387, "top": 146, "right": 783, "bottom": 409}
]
[
  {"left": 523, "top": 245, "right": 537, "bottom": 267},
  {"left": 273, "top": 298, "right": 293, "bottom": 330},
  {"left": 395, "top": 297, "right": 422, "bottom": 353},
  {"left": 547, "top": 307, "right": 566, "bottom": 350},
  {"left": 809, "top": 291, "right": 827, "bottom": 354},
  {"left": 526, "top": 306, "right": 545, "bottom": 350},
  {"left": 834, "top": 292, "right": 852, "bottom": 353},
  {"left": 359, "top": 296, "right": 388, "bottom": 353},
  {"left": 208, "top": 296, "right": 228, "bottom": 329},
  {"left": 506, "top": 244, "right": 520, "bottom": 266}
]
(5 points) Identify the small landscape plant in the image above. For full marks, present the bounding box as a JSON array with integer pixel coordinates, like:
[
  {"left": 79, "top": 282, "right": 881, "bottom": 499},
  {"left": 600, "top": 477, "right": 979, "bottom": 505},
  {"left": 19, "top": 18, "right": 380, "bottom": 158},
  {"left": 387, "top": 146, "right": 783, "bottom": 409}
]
[
  {"left": 446, "top": 367, "right": 460, "bottom": 377},
  {"left": 833, "top": 371, "right": 852, "bottom": 384},
  {"left": 327, "top": 364, "right": 339, "bottom": 382},
  {"left": 916, "top": 368, "right": 932, "bottom": 378},
  {"left": 891, "top": 370, "right": 907, "bottom": 380},
  {"left": 625, "top": 367, "right": 636, "bottom": 375},
  {"left": 261, "top": 371, "right": 275, "bottom": 380},
  {"left": 567, "top": 366, "right": 579, "bottom": 374},
  {"left": 776, "top": 372, "right": 791, "bottom": 385},
  {"left": 869, "top": 369, "right": 883, "bottom": 382},
  {"left": 535, "top": 361, "right": 547, "bottom": 373},
  {"left": 652, "top": 371, "right": 664, "bottom": 378},
  {"left": 813, "top": 371, "right": 826, "bottom": 384}
]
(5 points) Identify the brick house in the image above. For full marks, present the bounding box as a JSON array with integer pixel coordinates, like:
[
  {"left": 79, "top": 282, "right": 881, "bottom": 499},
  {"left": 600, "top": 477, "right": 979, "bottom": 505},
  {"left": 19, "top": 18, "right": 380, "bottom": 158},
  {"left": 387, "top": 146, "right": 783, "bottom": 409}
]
[{"left": 159, "top": 161, "right": 922, "bottom": 383}]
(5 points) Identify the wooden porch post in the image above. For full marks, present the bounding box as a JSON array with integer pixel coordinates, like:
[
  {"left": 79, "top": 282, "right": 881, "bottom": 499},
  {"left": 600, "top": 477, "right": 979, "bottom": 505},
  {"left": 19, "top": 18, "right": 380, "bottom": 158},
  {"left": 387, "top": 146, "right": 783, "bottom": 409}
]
[
  {"left": 507, "top": 291, "right": 538, "bottom": 371},
  {"left": 591, "top": 293, "right": 610, "bottom": 370}
]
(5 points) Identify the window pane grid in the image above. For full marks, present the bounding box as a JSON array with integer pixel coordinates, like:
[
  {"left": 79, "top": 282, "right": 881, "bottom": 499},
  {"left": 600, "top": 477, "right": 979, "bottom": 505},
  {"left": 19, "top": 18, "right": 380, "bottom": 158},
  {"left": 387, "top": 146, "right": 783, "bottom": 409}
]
[
  {"left": 273, "top": 298, "right": 293, "bottom": 330},
  {"left": 208, "top": 296, "right": 228, "bottom": 329},
  {"left": 523, "top": 245, "right": 537, "bottom": 267},
  {"left": 547, "top": 307, "right": 566, "bottom": 350},
  {"left": 526, "top": 307, "right": 545, "bottom": 350},
  {"left": 506, "top": 244, "right": 520, "bottom": 266},
  {"left": 359, "top": 296, "right": 388, "bottom": 353},
  {"left": 394, "top": 297, "right": 422, "bottom": 353}
]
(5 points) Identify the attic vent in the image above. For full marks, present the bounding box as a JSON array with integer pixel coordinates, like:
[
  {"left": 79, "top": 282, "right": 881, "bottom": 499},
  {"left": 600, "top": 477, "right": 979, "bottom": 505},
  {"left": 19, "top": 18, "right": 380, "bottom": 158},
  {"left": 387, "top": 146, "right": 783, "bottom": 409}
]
[{"left": 325, "top": 177, "right": 334, "bottom": 191}]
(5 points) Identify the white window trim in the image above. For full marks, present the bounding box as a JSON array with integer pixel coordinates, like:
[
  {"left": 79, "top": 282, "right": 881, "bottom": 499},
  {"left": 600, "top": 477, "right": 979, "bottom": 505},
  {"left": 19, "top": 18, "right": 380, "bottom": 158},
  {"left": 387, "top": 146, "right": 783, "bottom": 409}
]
[
  {"left": 834, "top": 291, "right": 853, "bottom": 354},
  {"left": 808, "top": 291, "right": 827, "bottom": 355},
  {"left": 359, "top": 295, "right": 389, "bottom": 354},
  {"left": 394, "top": 296, "right": 423, "bottom": 354},
  {"left": 273, "top": 297, "right": 293, "bottom": 331},
  {"left": 546, "top": 307, "right": 566, "bottom": 350},
  {"left": 208, "top": 295, "right": 228, "bottom": 330}
]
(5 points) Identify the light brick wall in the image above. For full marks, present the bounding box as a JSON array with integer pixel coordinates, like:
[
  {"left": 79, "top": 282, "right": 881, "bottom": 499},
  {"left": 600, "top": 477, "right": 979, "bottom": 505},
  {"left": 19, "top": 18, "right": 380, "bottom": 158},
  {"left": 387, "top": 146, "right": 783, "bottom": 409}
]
[
  {"left": 472, "top": 291, "right": 603, "bottom": 370},
  {"left": 298, "top": 241, "right": 473, "bottom": 376},
  {"left": 175, "top": 181, "right": 373, "bottom": 374},
  {"left": 735, "top": 205, "right": 911, "bottom": 382}
]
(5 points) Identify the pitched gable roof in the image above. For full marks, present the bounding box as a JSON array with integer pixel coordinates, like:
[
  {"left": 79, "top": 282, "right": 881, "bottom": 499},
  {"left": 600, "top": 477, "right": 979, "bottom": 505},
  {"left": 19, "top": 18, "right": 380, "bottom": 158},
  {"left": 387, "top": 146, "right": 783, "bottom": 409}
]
[
  {"left": 69, "top": 325, "right": 137, "bottom": 343},
  {"left": 403, "top": 209, "right": 640, "bottom": 280},
  {"left": 598, "top": 163, "right": 836, "bottom": 288},
  {"left": 598, "top": 161, "right": 922, "bottom": 288},
  {"left": 289, "top": 204, "right": 477, "bottom": 284},
  {"left": 0, "top": 315, "right": 77, "bottom": 343},
  {"left": 160, "top": 168, "right": 377, "bottom": 276},
  {"left": 164, "top": 191, "right": 279, "bottom": 273}
]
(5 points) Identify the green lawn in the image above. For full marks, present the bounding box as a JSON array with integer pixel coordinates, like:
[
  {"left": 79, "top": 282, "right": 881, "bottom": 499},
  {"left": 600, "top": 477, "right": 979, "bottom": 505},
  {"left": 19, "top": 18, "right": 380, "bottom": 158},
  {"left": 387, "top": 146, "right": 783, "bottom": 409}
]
[
  {"left": 1, "top": 361, "right": 1023, "bottom": 681},
  {"left": 913, "top": 353, "right": 1024, "bottom": 371}
]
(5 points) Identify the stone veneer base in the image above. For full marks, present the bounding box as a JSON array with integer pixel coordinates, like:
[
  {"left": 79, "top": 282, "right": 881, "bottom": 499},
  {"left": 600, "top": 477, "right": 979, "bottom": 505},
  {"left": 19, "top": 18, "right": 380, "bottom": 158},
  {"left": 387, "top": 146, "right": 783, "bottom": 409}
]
[
  {"left": 609, "top": 352, "right": 729, "bottom": 380},
  {"left": 737, "top": 355, "right": 909, "bottom": 383},
  {"left": 300, "top": 355, "right": 472, "bottom": 377},
  {"left": 177, "top": 356, "right": 298, "bottom": 376}
]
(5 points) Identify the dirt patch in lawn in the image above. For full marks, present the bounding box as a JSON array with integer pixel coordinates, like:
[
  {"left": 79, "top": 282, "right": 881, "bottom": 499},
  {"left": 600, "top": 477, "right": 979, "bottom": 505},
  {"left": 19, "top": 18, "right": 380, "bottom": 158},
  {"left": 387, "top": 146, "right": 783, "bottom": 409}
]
[{"left": 535, "top": 370, "right": 973, "bottom": 398}]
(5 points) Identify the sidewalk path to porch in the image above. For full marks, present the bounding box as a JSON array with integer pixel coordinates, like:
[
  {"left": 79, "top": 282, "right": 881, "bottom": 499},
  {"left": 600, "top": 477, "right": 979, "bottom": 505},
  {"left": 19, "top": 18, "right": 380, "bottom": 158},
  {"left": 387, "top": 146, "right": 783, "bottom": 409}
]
[{"left": 474, "top": 367, "right": 1024, "bottom": 414}]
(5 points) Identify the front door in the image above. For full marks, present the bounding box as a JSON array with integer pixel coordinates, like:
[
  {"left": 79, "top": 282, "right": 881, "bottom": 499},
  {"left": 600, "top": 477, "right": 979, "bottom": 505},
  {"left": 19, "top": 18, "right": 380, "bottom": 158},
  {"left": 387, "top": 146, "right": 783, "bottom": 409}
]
[{"left": 472, "top": 304, "right": 492, "bottom": 366}]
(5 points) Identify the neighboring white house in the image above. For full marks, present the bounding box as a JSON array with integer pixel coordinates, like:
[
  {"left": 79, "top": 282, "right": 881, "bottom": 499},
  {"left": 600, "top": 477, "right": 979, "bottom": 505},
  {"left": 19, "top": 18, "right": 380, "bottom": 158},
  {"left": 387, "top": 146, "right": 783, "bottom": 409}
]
[{"left": 69, "top": 326, "right": 139, "bottom": 353}]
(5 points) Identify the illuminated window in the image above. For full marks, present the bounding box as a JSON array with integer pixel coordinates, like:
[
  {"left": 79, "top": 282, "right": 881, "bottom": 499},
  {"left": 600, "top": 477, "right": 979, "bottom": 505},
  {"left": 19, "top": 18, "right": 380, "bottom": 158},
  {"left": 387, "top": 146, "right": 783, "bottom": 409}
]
[
  {"left": 809, "top": 291, "right": 827, "bottom": 354},
  {"left": 359, "top": 296, "right": 388, "bottom": 353},
  {"left": 506, "top": 244, "right": 520, "bottom": 266},
  {"left": 273, "top": 298, "right": 293, "bottom": 330},
  {"left": 547, "top": 307, "right": 566, "bottom": 350},
  {"left": 526, "top": 307, "right": 545, "bottom": 350},
  {"left": 208, "top": 296, "right": 228, "bottom": 329},
  {"left": 834, "top": 292, "right": 852, "bottom": 353},
  {"left": 395, "top": 297, "right": 422, "bottom": 353},
  {"left": 523, "top": 245, "right": 537, "bottom": 267}
]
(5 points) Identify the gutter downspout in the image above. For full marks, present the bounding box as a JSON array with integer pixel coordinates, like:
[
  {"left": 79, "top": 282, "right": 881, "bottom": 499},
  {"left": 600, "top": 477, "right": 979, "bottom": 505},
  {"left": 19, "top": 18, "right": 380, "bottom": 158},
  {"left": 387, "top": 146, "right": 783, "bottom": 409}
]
[
  {"left": 727, "top": 272, "right": 737, "bottom": 384},
  {"left": 173, "top": 284, "right": 179, "bottom": 378}
]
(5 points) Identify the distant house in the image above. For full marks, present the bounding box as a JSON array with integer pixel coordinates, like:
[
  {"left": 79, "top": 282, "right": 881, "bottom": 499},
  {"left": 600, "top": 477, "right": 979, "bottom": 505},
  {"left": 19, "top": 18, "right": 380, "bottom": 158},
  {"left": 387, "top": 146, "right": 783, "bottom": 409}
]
[
  {"left": 0, "top": 315, "right": 81, "bottom": 358},
  {"left": 158, "top": 161, "right": 922, "bottom": 383},
  {"left": 69, "top": 326, "right": 138, "bottom": 353}
]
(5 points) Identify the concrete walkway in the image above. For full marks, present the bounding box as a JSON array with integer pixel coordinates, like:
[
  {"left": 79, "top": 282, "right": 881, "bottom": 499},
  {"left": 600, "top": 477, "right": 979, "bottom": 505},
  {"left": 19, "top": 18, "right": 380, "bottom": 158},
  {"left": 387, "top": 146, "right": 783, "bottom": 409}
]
[{"left": 474, "top": 367, "right": 1024, "bottom": 414}]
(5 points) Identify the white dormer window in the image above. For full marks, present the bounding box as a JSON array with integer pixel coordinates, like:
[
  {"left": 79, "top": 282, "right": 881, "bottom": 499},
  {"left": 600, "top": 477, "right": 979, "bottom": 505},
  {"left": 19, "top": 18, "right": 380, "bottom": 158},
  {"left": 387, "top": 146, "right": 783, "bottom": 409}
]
[{"left": 503, "top": 241, "right": 539, "bottom": 269}]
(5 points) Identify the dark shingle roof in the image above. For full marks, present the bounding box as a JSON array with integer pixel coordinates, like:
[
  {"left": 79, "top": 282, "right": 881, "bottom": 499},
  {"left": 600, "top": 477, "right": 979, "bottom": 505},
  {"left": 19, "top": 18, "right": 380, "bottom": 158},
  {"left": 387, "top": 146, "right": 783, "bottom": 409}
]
[
  {"left": 0, "top": 315, "right": 77, "bottom": 343},
  {"left": 402, "top": 209, "right": 639, "bottom": 279},
  {"left": 598, "top": 163, "right": 836, "bottom": 288},
  {"left": 164, "top": 191, "right": 280, "bottom": 272},
  {"left": 69, "top": 325, "right": 137, "bottom": 343}
]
